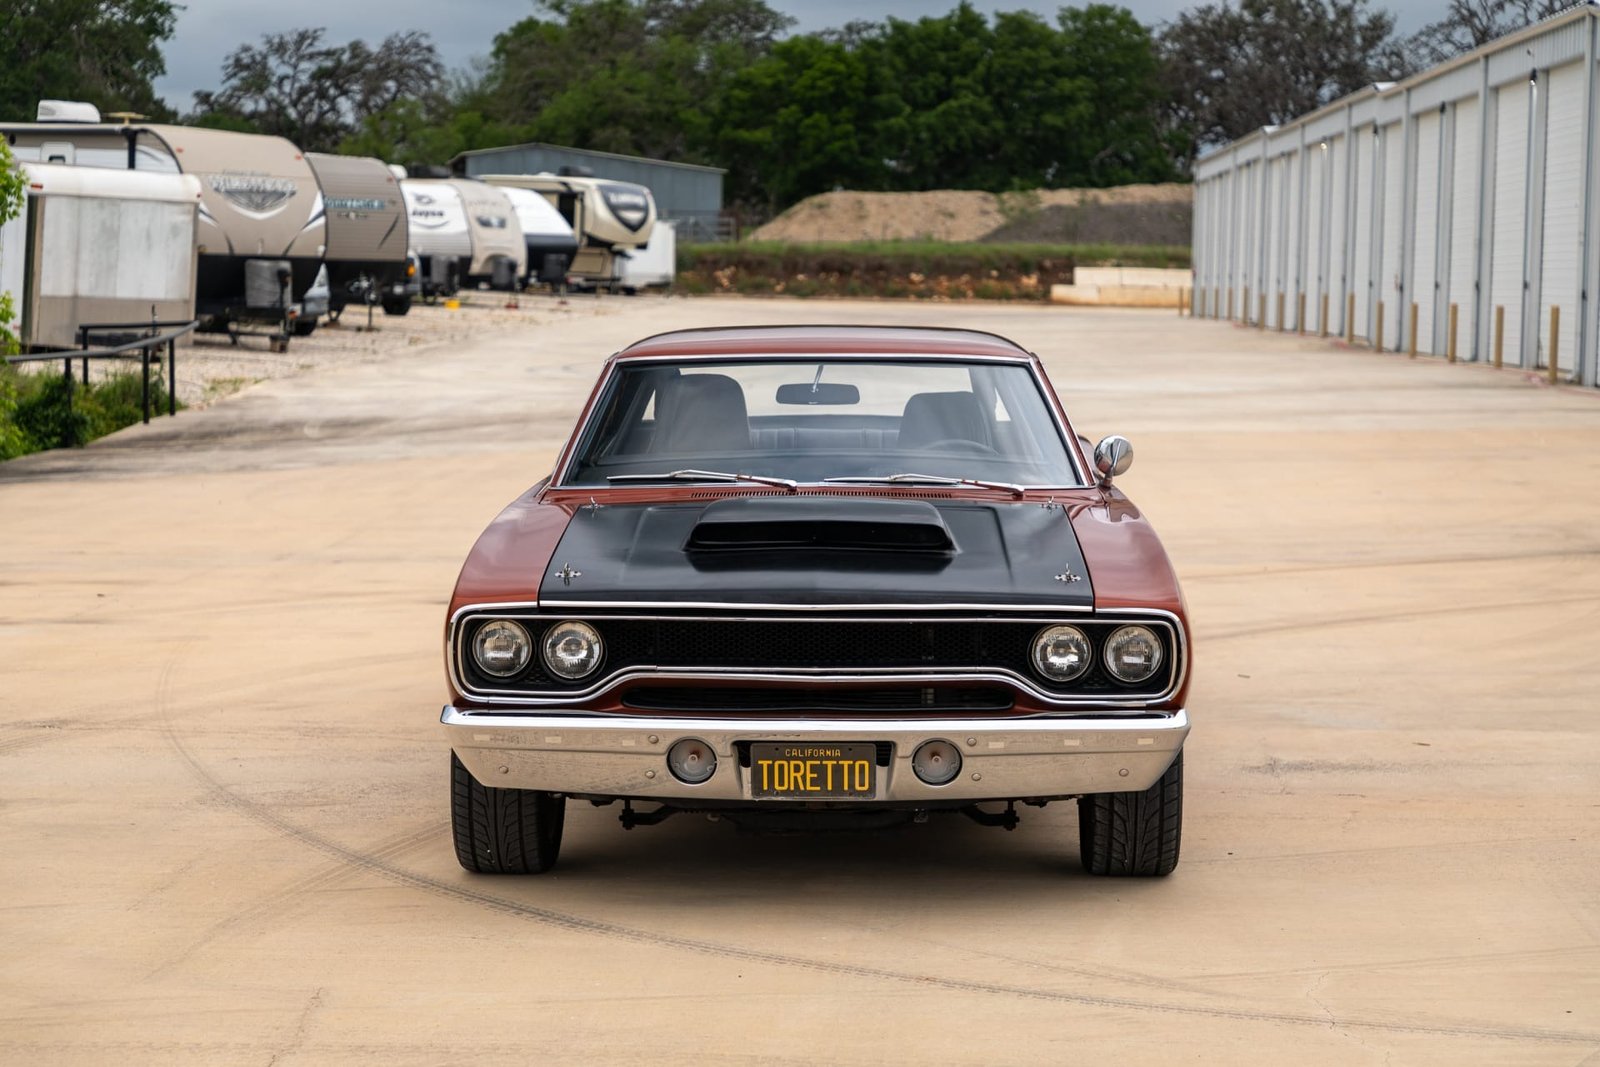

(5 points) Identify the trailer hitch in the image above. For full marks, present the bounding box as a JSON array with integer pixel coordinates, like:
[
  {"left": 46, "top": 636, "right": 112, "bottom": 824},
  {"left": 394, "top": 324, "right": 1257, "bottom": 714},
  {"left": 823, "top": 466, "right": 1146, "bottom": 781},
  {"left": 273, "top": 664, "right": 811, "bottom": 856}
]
[{"left": 961, "top": 801, "right": 1020, "bottom": 831}]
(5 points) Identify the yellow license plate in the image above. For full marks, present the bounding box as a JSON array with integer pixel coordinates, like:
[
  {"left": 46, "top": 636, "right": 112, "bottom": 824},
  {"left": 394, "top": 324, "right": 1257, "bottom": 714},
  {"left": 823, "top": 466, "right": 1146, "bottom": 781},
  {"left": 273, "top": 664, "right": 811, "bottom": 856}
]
[{"left": 749, "top": 743, "right": 876, "bottom": 799}]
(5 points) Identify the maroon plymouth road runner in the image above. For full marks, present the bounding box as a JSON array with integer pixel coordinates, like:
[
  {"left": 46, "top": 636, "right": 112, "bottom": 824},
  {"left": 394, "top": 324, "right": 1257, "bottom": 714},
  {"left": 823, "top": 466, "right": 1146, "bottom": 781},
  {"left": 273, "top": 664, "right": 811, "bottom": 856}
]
[{"left": 442, "top": 325, "right": 1190, "bottom": 876}]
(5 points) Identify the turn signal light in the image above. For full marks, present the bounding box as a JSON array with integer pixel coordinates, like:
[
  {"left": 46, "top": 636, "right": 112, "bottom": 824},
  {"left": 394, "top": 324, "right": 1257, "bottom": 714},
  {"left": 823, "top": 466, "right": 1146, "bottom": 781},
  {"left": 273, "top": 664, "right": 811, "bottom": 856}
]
[
  {"left": 912, "top": 740, "right": 962, "bottom": 785},
  {"left": 667, "top": 738, "right": 716, "bottom": 784}
]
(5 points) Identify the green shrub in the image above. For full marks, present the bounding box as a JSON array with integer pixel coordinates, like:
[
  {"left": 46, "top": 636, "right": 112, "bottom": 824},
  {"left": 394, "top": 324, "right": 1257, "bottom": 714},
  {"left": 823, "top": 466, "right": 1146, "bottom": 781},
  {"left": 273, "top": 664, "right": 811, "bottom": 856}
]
[{"left": 0, "top": 363, "right": 179, "bottom": 459}]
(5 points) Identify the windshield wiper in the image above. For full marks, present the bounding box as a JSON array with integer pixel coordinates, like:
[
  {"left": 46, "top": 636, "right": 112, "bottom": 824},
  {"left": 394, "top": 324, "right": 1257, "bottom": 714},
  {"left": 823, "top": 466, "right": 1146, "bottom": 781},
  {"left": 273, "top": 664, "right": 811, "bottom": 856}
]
[
  {"left": 607, "top": 469, "right": 798, "bottom": 491},
  {"left": 823, "top": 473, "right": 1026, "bottom": 498}
]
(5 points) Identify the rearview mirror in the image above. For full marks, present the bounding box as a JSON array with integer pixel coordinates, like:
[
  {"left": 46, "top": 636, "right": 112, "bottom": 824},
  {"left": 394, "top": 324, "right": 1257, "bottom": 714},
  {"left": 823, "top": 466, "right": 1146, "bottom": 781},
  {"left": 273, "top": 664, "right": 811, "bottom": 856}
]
[
  {"left": 776, "top": 382, "right": 860, "bottom": 406},
  {"left": 1093, "top": 435, "right": 1133, "bottom": 486}
]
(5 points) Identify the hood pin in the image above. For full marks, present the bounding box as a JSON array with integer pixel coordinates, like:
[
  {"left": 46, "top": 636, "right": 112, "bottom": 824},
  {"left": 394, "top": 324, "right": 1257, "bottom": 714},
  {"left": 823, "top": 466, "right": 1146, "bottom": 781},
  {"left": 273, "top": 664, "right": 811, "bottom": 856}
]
[{"left": 554, "top": 563, "right": 583, "bottom": 586}]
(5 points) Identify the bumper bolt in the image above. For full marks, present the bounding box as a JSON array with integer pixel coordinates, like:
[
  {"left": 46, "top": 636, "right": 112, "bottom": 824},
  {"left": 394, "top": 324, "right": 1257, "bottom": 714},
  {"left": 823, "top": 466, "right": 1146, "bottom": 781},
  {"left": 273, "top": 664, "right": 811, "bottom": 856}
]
[
  {"left": 971, "top": 772, "right": 982, "bottom": 782},
  {"left": 1119, "top": 768, "right": 1129, "bottom": 777},
  {"left": 966, "top": 737, "right": 977, "bottom": 746},
  {"left": 648, "top": 735, "right": 659, "bottom": 745},
  {"left": 645, "top": 769, "right": 656, "bottom": 779},
  {"left": 497, "top": 765, "right": 509, "bottom": 775}
]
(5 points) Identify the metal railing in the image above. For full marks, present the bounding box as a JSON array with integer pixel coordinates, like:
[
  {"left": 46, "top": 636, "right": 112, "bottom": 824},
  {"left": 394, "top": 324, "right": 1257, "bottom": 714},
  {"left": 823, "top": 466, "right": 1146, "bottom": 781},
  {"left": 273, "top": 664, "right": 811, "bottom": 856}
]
[{"left": 5, "top": 319, "right": 199, "bottom": 447}]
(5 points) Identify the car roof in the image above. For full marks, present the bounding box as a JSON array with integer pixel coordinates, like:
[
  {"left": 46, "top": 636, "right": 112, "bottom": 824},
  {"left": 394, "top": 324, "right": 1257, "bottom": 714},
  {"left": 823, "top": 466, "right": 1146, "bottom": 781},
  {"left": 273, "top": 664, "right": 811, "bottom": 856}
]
[{"left": 615, "top": 325, "right": 1036, "bottom": 361}]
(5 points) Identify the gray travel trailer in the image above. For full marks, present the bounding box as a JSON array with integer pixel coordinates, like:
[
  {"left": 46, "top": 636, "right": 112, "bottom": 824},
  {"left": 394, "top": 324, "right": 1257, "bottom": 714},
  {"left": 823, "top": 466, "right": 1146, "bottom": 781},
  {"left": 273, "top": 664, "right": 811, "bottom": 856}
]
[
  {"left": 305, "top": 152, "right": 410, "bottom": 316},
  {"left": 451, "top": 180, "right": 526, "bottom": 290},
  {"left": 0, "top": 162, "right": 200, "bottom": 350},
  {"left": 497, "top": 185, "right": 578, "bottom": 288},
  {"left": 3, "top": 118, "right": 325, "bottom": 332},
  {"left": 400, "top": 178, "right": 469, "bottom": 299},
  {"left": 481, "top": 172, "right": 656, "bottom": 289}
]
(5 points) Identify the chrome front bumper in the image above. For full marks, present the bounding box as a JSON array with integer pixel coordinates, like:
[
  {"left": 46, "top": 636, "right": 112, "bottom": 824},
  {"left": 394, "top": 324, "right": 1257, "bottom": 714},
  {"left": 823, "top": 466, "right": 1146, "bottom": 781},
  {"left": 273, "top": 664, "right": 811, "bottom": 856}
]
[{"left": 442, "top": 706, "right": 1189, "bottom": 803}]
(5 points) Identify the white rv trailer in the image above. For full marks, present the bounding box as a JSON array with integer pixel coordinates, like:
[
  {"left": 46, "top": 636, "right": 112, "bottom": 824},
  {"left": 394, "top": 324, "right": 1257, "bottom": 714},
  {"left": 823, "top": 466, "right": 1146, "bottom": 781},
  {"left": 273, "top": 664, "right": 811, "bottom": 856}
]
[
  {"left": 497, "top": 185, "right": 579, "bottom": 288},
  {"left": 617, "top": 218, "right": 677, "bottom": 291},
  {"left": 2, "top": 121, "right": 325, "bottom": 325},
  {"left": 480, "top": 173, "right": 656, "bottom": 288},
  {"left": 400, "top": 179, "right": 470, "bottom": 298},
  {"left": 450, "top": 180, "right": 526, "bottom": 290},
  {"left": 305, "top": 152, "right": 409, "bottom": 315},
  {"left": 0, "top": 162, "right": 201, "bottom": 351}
]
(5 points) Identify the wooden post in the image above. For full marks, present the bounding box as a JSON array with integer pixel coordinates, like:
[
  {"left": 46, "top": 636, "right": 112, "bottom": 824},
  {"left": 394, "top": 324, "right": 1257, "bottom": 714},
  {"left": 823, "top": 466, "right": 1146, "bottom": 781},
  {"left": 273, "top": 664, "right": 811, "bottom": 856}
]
[
  {"left": 1297, "top": 292, "right": 1306, "bottom": 335},
  {"left": 1213, "top": 287, "right": 1221, "bottom": 319},
  {"left": 1177, "top": 287, "right": 1186, "bottom": 316},
  {"left": 1447, "top": 303, "right": 1459, "bottom": 363},
  {"left": 1493, "top": 306, "right": 1505, "bottom": 368},
  {"left": 1346, "top": 293, "right": 1355, "bottom": 344},
  {"left": 1549, "top": 306, "right": 1560, "bottom": 385},
  {"left": 1376, "top": 302, "right": 1385, "bottom": 353},
  {"left": 1408, "top": 302, "right": 1419, "bottom": 358},
  {"left": 1242, "top": 286, "right": 1250, "bottom": 323},
  {"left": 1259, "top": 292, "right": 1267, "bottom": 329},
  {"left": 1228, "top": 288, "right": 1236, "bottom": 321},
  {"left": 1276, "top": 292, "right": 1285, "bottom": 332},
  {"left": 1320, "top": 294, "right": 1330, "bottom": 338}
]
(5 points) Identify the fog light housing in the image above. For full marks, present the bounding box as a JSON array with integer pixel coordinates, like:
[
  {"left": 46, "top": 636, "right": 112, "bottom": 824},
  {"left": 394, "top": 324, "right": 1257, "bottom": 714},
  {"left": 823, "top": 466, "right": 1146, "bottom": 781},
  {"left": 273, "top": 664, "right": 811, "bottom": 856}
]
[
  {"left": 912, "top": 740, "right": 962, "bottom": 786},
  {"left": 667, "top": 738, "right": 716, "bottom": 784}
]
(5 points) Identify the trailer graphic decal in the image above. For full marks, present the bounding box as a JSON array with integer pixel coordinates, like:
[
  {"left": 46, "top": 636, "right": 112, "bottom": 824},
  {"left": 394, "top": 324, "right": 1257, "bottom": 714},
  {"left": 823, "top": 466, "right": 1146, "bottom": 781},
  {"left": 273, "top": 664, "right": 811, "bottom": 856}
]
[{"left": 210, "top": 174, "right": 297, "bottom": 216}]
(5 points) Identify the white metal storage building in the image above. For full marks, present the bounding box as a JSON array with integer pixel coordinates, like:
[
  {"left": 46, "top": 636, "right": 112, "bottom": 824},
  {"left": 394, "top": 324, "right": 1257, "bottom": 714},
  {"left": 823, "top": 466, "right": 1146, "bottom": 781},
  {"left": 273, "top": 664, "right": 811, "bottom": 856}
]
[{"left": 1191, "top": 5, "right": 1600, "bottom": 387}]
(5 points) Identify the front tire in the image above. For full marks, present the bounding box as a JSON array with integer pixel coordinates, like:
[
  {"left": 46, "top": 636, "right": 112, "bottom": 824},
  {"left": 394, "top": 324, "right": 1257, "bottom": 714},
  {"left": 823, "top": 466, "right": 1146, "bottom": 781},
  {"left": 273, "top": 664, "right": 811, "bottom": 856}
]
[
  {"left": 450, "top": 752, "right": 565, "bottom": 874},
  {"left": 382, "top": 294, "right": 412, "bottom": 316},
  {"left": 1078, "top": 750, "right": 1182, "bottom": 876}
]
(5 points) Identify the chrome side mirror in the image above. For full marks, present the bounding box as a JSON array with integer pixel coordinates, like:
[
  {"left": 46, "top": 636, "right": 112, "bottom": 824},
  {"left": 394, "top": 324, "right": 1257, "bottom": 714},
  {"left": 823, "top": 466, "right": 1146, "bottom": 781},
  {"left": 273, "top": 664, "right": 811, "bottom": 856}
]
[{"left": 1093, "top": 435, "right": 1133, "bottom": 487}]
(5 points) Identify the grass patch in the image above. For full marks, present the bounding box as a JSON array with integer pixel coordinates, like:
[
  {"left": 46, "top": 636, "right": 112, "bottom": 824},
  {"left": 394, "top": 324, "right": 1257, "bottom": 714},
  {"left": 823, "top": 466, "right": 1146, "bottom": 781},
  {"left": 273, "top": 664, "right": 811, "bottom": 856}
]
[
  {"left": 0, "top": 362, "right": 181, "bottom": 461},
  {"left": 675, "top": 240, "right": 1190, "bottom": 301}
]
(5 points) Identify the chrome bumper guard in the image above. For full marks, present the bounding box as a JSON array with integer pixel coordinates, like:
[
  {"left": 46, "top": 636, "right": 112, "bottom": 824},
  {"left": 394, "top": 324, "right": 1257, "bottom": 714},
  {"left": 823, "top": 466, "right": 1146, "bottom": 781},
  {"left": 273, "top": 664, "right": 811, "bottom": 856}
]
[{"left": 443, "top": 706, "right": 1189, "bottom": 803}]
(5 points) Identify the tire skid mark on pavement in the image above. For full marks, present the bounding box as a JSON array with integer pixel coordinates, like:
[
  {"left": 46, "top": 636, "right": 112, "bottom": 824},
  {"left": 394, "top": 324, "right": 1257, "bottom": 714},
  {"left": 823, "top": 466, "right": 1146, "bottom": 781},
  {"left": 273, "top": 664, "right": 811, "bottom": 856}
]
[
  {"left": 1202, "top": 592, "right": 1600, "bottom": 643},
  {"left": 1182, "top": 544, "right": 1600, "bottom": 583},
  {"left": 152, "top": 649, "right": 1600, "bottom": 1049}
]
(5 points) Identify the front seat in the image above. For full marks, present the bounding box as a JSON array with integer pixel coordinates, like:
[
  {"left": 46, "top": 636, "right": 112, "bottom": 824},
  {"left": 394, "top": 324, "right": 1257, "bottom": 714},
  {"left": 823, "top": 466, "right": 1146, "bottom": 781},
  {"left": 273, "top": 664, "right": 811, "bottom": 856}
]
[
  {"left": 654, "top": 373, "right": 751, "bottom": 452},
  {"left": 897, "top": 391, "right": 989, "bottom": 449}
]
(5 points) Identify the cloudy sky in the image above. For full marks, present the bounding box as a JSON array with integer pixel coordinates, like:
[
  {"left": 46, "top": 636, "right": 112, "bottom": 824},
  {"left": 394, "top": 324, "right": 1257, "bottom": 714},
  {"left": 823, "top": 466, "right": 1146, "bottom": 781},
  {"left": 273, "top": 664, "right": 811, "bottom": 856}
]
[{"left": 152, "top": 0, "right": 1443, "bottom": 112}]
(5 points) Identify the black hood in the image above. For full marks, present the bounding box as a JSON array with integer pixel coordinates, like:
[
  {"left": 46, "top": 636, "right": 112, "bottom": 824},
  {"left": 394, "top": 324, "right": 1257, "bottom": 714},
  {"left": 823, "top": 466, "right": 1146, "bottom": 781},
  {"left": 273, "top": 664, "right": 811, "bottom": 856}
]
[{"left": 537, "top": 496, "right": 1093, "bottom": 608}]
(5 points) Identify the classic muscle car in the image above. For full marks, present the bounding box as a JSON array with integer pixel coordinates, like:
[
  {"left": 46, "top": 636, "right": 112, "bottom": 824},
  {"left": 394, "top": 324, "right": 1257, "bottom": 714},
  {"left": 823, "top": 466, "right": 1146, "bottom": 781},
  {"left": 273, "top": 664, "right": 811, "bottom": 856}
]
[{"left": 443, "top": 325, "right": 1190, "bottom": 876}]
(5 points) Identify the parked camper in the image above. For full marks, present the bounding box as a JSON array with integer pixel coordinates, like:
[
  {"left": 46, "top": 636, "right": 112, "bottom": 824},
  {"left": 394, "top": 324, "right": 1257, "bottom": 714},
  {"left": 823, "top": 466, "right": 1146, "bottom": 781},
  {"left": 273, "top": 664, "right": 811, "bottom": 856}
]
[
  {"left": 400, "top": 179, "right": 469, "bottom": 300},
  {"left": 481, "top": 173, "right": 656, "bottom": 288},
  {"left": 617, "top": 218, "right": 677, "bottom": 292},
  {"left": 497, "top": 185, "right": 579, "bottom": 289},
  {"left": 452, "top": 180, "right": 525, "bottom": 290},
  {"left": 2, "top": 119, "right": 325, "bottom": 339},
  {"left": 305, "top": 152, "right": 410, "bottom": 316},
  {"left": 0, "top": 162, "right": 200, "bottom": 351}
]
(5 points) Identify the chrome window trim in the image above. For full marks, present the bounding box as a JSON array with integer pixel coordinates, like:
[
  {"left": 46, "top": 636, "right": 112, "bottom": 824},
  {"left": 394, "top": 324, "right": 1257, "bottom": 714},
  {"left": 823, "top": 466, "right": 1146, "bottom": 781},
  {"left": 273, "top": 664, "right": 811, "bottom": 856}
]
[
  {"left": 554, "top": 353, "right": 1089, "bottom": 488},
  {"left": 448, "top": 604, "right": 1187, "bottom": 710}
]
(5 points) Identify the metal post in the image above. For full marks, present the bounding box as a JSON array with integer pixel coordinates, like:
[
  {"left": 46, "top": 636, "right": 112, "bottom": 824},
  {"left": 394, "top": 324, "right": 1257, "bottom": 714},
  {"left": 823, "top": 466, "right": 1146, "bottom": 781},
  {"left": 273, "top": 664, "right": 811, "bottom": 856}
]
[
  {"left": 167, "top": 338, "right": 176, "bottom": 416},
  {"left": 1377, "top": 302, "right": 1386, "bottom": 352},
  {"left": 61, "top": 357, "right": 74, "bottom": 448},
  {"left": 1346, "top": 293, "right": 1356, "bottom": 343},
  {"left": 1297, "top": 293, "right": 1306, "bottom": 334},
  {"left": 1244, "top": 286, "right": 1252, "bottom": 323},
  {"left": 1320, "top": 294, "right": 1330, "bottom": 338},
  {"left": 1448, "top": 304, "right": 1459, "bottom": 363},
  {"left": 1276, "top": 292, "right": 1285, "bottom": 331},
  {"left": 1549, "top": 306, "right": 1560, "bottom": 384},
  {"left": 1259, "top": 292, "right": 1267, "bottom": 328},
  {"left": 1409, "top": 303, "right": 1420, "bottom": 358},
  {"left": 142, "top": 348, "right": 151, "bottom": 424},
  {"left": 1494, "top": 305, "right": 1505, "bottom": 367},
  {"left": 1213, "top": 286, "right": 1221, "bottom": 319},
  {"left": 1228, "top": 288, "right": 1236, "bottom": 320}
]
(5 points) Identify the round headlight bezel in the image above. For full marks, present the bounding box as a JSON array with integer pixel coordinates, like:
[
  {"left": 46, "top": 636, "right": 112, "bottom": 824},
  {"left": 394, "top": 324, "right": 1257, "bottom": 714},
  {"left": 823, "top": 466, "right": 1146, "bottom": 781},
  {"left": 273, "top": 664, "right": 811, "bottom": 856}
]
[
  {"left": 472, "top": 619, "right": 532, "bottom": 678},
  {"left": 1032, "top": 624, "right": 1093, "bottom": 683},
  {"left": 541, "top": 620, "right": 604, "bottom": 680},
  {"left": 1103, "top": 624, "right": 1164, "bottom": 684}
]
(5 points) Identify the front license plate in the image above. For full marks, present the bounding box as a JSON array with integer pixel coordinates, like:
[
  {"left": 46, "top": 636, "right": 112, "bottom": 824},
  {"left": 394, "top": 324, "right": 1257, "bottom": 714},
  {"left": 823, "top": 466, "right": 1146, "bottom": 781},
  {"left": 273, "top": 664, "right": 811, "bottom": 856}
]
[{"left": 749, "top": 742, "right": 877, "bottom": 799}]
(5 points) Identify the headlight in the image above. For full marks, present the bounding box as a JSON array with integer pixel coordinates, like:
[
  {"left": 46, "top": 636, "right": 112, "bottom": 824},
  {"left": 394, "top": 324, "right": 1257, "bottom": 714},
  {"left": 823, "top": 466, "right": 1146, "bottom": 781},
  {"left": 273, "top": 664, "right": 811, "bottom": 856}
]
[
  {"left": 1103, "top": 625, "right": 1163, "bottom": 683},
  {"left": 473, "top": 620, "right": 531, "bottom": 677},
  {"left": 542, "top": 620, "right": 603, "bottom": 679},
  {"left": 1032, "top": 624, "right": 1091, "bottom": 682}
]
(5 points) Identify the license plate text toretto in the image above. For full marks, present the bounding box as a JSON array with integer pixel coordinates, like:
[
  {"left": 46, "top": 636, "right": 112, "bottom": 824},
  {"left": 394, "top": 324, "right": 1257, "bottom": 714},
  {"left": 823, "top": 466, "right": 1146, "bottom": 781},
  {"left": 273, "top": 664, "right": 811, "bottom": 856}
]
[{"left": 749, "top": 742, "right": 876, "bottom": 798}]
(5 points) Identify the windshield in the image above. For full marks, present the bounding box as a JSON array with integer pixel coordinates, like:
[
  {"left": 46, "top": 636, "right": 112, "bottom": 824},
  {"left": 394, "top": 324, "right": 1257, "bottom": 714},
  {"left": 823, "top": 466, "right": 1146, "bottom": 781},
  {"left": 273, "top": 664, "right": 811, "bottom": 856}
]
[{"left": 563, "top": 359, "right": 1081, "bottom": 487}]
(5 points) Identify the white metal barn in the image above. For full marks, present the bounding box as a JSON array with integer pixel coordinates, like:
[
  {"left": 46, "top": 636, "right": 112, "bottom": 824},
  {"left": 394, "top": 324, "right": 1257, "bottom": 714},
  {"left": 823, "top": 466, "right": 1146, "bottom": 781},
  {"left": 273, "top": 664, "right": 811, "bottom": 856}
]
[{"left": 1191, "top": 6, "right": 1600, "bottom": 387}]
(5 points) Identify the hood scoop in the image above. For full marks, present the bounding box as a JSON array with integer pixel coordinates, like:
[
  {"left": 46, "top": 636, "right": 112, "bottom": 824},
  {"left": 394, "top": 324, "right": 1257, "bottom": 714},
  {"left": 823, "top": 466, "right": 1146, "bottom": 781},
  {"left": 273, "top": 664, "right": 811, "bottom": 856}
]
[{"left": 685, "top": 497, "right": 955, "bottom": 553}]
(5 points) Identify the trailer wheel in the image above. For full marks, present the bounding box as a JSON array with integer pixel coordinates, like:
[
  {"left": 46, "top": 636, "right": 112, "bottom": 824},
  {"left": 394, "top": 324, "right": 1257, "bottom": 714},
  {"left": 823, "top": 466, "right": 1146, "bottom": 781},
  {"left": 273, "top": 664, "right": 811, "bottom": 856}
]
[
  {"left": 269, "top": 336, "right": 289, "bottom": 354},
  {"left": 382, "top": 295, "right": 413, "bottom": 316},
  {"left": 292, "top": 318, "right": 318, "bottom": 337}
]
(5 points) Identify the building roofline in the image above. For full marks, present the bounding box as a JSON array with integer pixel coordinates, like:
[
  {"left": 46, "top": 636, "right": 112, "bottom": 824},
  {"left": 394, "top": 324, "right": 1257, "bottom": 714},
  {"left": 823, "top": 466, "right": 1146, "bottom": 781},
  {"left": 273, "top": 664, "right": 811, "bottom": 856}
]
[{"left": 450, "top": 141, "right": 726, "bottom": 175}]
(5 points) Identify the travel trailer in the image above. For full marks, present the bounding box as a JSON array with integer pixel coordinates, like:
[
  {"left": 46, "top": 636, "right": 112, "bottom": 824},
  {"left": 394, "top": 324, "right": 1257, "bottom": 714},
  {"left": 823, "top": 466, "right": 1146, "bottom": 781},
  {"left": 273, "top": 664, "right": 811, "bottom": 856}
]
[
  {"left": 0, "top": 162, "right": 201, "bottom": 350},
  {"left": 480, "top": 172, "right": 656, "bottom": 288},
  {"left": 305, "top": 152, "right": 410, "bottom": 316},
  {"left": 399, "top": 179, "right": 469, "bottom": 299},
  {"left": 617, "top": 218, "right": 677, "bottom": 292},
  {"left": 452, "top": 180, "right": 526, "bottom": 290},
  {"left": 496, "top": 185, "right": 579, "bottom": 288},
  {"left": 3, "top": 117, "right": 325, "bottom": 331}
]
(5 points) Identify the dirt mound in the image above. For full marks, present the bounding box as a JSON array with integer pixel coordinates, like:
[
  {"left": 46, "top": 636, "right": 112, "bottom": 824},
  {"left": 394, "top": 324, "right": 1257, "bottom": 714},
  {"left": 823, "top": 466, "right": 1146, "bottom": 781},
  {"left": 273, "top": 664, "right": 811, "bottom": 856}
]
[{"left": 749, "top": 184, "right": 1193, "bottom": 244}]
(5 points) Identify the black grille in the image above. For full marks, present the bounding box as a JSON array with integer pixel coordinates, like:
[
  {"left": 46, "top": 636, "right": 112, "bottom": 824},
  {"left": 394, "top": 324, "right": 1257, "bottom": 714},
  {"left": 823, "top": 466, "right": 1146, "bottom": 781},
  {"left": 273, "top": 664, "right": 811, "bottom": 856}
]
[
  {"left": 622, "top": 686, "right": 1013, "bottom": 713},
  {"left": 459, "top": 616, "right": 1175, "bottom": 698}
]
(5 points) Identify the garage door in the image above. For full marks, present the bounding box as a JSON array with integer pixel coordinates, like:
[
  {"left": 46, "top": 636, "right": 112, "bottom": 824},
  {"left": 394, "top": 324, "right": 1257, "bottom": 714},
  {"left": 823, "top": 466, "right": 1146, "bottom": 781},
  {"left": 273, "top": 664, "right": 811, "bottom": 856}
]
[
  {"left": 1540, "top": 61, "right": 1583, "bottom": 373},
  {"left": 1327, "top": 134, "right": 1348, "bottom": 336},
  {"left": 1413, "top": 110, "right": 1442, "bottom": 353},
  {"left": 1380, "top": 122, "right": 1405, "bottom": 350},
  {"left": 1352, "top": 129, "right": 1375, "bottom": 340},
  {"left": 1448, "top": 97, "right": 1480, "bottom": 358},
  {"left": 1492, "top": 79, "right": 1529, "bottom": 367},
  {"left": 1305, "top": 143, "right": 1325, "bottom": 332}
]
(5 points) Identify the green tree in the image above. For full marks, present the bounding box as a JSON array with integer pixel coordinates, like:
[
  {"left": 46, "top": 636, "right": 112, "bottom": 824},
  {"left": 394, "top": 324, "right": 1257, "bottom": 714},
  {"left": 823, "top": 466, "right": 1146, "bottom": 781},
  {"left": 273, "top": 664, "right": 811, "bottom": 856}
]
[
  {"left": 1, "top": 138, "right": 28, "bottom": 457},
  {"left": 1159, "top": 0, "right": 1409, "bottom": 166},
  {"left": 0, "top": 0, "right": 178, "bottom": 121},
  {"left": 1406, "top": 0, "right": 1569, "bottom": 66}
]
